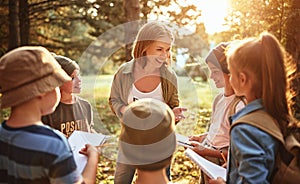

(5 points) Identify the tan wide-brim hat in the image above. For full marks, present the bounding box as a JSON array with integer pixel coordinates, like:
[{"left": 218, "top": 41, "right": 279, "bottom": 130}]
[
  {"left": 0, "top": 46, "right": 71, "bottom": 109},
  {"left": 118, "top": 98, "right": 176, "bottom": 171}
]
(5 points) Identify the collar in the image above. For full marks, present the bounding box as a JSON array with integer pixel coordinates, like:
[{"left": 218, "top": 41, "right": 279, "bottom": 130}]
[
  {"left": 122, "top": 59, "right": 135, "bottom": 74},
  {"left": 230, "top": 99, "right": 264, "bottom": 124}
]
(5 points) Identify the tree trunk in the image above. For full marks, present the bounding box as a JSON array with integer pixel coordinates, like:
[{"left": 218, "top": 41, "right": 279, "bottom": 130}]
[
  {"left": 285, "top": 0, "right": 300, "bottom": 120},
  {"left": 8, "top": 0, "right": 19, "bottom": 50},
  {"left": 285, "top": 0, "right": 300, "bottom": 64},
  {"left": 19, "top": 0, "right": 29, "bottom": 46},
  {"left": 123, "top": 0, "right": 140, "bottom": 62}
]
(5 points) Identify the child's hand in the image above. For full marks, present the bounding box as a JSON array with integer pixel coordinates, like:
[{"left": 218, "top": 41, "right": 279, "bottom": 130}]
[
  {"left": 189, "top": 133, "right": 207, "bottom": 142},
  {"left": 189, "top": 141, "right": 209, "bottom": 156},
  {"left": 79, "top": 144, "right": 99, "bottom": 157},
  {"left": 221, "top": 162, "right": 227, "bottom": 168},
  {"left": 208, "top": 177, "right": 226, "bottom": 184}
]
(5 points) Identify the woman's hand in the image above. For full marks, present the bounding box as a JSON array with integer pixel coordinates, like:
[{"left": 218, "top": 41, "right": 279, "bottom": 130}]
[
  {"left": 120, "top": 105, "right": 127, "bottom": 115},
  {"left": 172, "top": 107, "right": 187, "bottom": 122}
]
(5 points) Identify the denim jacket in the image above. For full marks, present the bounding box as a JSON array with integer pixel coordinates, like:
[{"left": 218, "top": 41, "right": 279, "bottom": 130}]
[
  {"left": 109, "top": 60, "right": 179, "bottom": 118},
  {"left": 227, "top": 99, "right": 279, "bottom": 184}
]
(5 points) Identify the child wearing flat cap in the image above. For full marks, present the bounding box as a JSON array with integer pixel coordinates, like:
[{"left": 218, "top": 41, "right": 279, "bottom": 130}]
[
  {"left": 0, "top": 46, "right": 98, "bottom": 184},
  {"left": 42, "top": 54, "right": 96, "bottom": 138},
  {"left": 118, "top": 98, "right": 177, "bottom": 184}
]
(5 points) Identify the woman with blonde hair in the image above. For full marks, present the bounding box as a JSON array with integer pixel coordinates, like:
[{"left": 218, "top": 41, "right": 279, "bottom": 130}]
[{"left": 109, "top": 21, "right": 186, "bottom": 183}]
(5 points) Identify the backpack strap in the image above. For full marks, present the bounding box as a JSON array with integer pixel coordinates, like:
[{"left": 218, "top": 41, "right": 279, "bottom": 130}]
[
  {"left": 231, "top": 110, "right": 300, "bottom": 183},
  {"left": 230, "top": 110, "right": 284, "bottom": 144},
  {"left": 286, "top": 133, "right": 300, "bottom": 155}
]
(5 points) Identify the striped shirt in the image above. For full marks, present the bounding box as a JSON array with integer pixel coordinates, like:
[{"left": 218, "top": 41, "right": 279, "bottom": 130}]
[{"left": 0, "top": 121, "right": 82, "bottom": 183}]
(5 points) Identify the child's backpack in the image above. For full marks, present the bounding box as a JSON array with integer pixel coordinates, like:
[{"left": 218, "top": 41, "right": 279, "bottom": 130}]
[{"left": 231, "top": 110, "right": 300, "bottom": 184}]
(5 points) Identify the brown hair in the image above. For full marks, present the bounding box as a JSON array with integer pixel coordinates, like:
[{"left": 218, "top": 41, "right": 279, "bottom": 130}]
[
  {"left": 227, "top": 32, "right": 294, "bottom": 136},
  {"left": 132, "top": 21, "right": 174, "bottom": 67}
]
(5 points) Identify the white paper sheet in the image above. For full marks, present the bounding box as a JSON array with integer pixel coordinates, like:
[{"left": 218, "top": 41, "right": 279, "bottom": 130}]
[
  {"left": 185, "top": 148, "right": 226, "bottom": 181},
  {"left": 176, "top": 133, "right": 194, "bottom": 148},
  {"left": 68, "top": 131, "right": 108, "bottom": 173}
]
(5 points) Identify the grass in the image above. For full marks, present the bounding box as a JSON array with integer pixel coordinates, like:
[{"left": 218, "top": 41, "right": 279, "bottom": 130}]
[
  {"left": 79, "top": 75, "right": 218, "bottom": 135},
  {"left": 79, "top": 75, "right": 217, "bottom": 184}
]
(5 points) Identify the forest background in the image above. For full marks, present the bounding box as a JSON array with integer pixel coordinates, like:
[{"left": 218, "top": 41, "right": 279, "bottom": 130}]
[{"left": 0, "top": 0, "right": 299, "bottom": 183}]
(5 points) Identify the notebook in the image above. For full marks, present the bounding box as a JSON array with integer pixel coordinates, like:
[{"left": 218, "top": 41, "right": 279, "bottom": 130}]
[
  {"left": 184, "top": 148, "right": 226, "bottom": 181},
  {"left": 176, "top": 133, "right": 194, "bottom": 148},
  {"left": 176, "top": 133, "right": 215, "bottom": 150},
  {"left": 68, "top": 131, "right": 109, "bottom": 173}
]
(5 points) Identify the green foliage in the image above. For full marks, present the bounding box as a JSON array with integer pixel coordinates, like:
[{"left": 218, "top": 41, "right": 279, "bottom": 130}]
[
  {"left": 140, "top": 0, "right": 171, "bottom": 20},
  {"left": 223, "top": 0, "right": 293, "bottom": 40},
  {"left": 171, "top": 147, "right": 200, "bottom": 183},
  {"left": 225, "top": 0, "right": 267, "bottom": 37},
  {"left": 0, "top": 0, "right": 8, "bottom": 55},
  {"left": 0, "top": 0, "right": 126, "bottom": 64},
  {"left": 175, "top": 31, "right": 209, "bottom": 58},
  {"left": 96, "top": 155, "right": 116, "bottom": 184},
  {"left": 0, "top": 108, "right": 10, "bottom": 123},
  {"left": 164, "top": 1, "right": 201, "bottom": 27}
]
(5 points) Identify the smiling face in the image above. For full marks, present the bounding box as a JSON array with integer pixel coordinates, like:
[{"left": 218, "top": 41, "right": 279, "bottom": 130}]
[
  {"left": 71, "top": 69, "right": 81, "bottom": 93},
  {"left": 60, "top": 69, "right": 81, "bottom": 94},
  {"left": 144, "top": 39, "right": 172, "bottom": 69},
  {"left": 207, "top": 62, "right": 225, "bottom": 88}
]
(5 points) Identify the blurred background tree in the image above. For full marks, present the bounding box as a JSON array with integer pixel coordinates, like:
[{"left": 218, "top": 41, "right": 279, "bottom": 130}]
[
  {"left": 0, "top": 1, "right": 299, "bottom": 182},
  {"left": 0, "top": 0, "right": 299, "bottom": 119}
]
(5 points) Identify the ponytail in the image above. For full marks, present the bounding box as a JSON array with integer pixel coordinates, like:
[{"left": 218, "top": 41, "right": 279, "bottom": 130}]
[
  {"left": 228, "top": 32, "right": 293, "bottom": 136},
  {"left": 260, "top": 33, "right": 289, "bottom": 135}
]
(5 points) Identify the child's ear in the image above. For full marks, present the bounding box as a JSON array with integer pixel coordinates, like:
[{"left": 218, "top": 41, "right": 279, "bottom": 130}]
[
  {"left": 37, "top": 93, "right": 47, "bottom": 100},
  {"left": 239, "top": 72, "right": 247, "bottom": 85}
]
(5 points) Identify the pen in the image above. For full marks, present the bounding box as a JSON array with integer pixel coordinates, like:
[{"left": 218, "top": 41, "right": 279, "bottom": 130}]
[
  {"left": 178, "top": 141, "right": 194, "bottom": 148},
  {"left": 220, "top": 149, "right": 227, "bottom": 162},
  {"left": 96, "top": 143, "right": 114, "bottom": 149}
]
